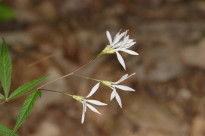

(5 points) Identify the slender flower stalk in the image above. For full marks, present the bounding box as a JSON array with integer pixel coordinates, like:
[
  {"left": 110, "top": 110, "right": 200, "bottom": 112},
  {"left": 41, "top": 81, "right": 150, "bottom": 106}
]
[
  {"left": 40, "top": 89, "right": 73, "bottom": 97},
  {"left": 72, "top": 73, "right": 101, "bottom": 82},
  {"left": 102, "top": 30, "right": 139, "bottom": 70}
]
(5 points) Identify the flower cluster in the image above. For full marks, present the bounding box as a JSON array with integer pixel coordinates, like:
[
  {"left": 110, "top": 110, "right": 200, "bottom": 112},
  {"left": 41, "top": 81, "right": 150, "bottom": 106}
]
[{"left": 73, "top": 30, "right": 138, "bottom": 124}]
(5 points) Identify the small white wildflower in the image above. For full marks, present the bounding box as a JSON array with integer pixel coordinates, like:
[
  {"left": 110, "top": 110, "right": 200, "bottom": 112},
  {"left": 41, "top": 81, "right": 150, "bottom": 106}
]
[
  {"left": 102, "top": 73, "right": 136, "bottom": 108},
  {"left": 73, "top": 82, "right": 107, "bottom": 124},
  {"left": 104, "top": 30, "right": 139, "bottom": 70}
]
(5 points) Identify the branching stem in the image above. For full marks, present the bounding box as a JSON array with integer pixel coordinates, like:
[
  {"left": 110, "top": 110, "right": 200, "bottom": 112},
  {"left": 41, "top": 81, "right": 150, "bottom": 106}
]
[
  {"left": 0, "top": 52, "right": 104, "bottom": 106},
  {"left": 37, "top": 52, "right": 103, "bottom": 89}
]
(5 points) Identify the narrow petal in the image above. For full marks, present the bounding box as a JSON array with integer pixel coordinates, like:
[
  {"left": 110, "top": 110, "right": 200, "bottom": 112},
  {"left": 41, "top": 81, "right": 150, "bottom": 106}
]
[
  {"left": 110, "top": 88, "right": 116, "bottom": 101},
  {"left": 127, "top": 39, "right": 134, "bottom": 44},
  {"left": 87, "top": 103, "right": 102, "bottom": 115},
  {"left": 81, "top": 111, "right": 85, "bottom": 124},
  {"left": 86, "top": 82, "right": 100, "bottom": 98},
  {"left": 83, "top": 101, "right": 87, "bottom": 113},
  {"left": 114, "top": 31, "right": 120, "bottom": 40},
  {"left": 106, "top": 31, "right": 112, "bottom": 45},
  {"left": 121, "top": 35, "right": 129, "bottom": 47},
  {"left": 113, "top": 31, "right": 126, "bottom": 45},
  {"left": 81, "top": 102, "right": 87, "bottom": 124},
  {"left": 112, "top": 41, "right": 123, "bottom": 49},
  {"left": 121, "top": 49, "right": 139, "bottom": 55},
  {"left": 116, "top": 52, "right": 126, "bottom": 70},
  {"left": 127, "top": 73, "right": 136, "bottom": 79},
  {"left": 113, "top": 74, "right": 128, "bottom": 84},
  {"left": 86, "top": 100, "right": 107, "bottom": 106},
  {"left": 114, "top": 85, "right": 135, "bottom": 91},
  {"left": 124, "top": 42, "right": 136, "bottom": 49},
  {"left": 114, "top": 73, "right": 136, "bottom": 85},
  {"left": 115, "top": 92, "right": 122, "bottom": 108}
]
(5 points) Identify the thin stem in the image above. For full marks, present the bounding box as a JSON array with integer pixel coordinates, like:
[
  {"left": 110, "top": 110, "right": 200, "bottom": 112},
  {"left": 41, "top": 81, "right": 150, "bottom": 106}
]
[
  {"left": 72, "top": 73, "right": 101, "bottom": 82},
  {"left": 1, "top": 89, "right": 73, "bottom": 106},
  {"left": 40, "top": 88, "right": 73, "bottom": 97},
  {"left": 38, "top": 52, "right": 103, "bottom": 89},
  {"left": 28, "top": 54, "right": 54, "bottom": 67},
  {"left": 7, "top": 89, "right": 36, "bottom": 102}
]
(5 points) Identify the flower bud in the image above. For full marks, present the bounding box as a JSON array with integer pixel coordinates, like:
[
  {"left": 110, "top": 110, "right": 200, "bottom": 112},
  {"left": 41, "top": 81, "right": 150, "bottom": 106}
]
[
  {"left": 102, "top": 45, "right": 116, "bottom": 54},
  {"left": 101, "top": 80, "right": 112, "bottom": 87},
  {"left": 72, "top": 95, "right": 82, "bottom": 102}
]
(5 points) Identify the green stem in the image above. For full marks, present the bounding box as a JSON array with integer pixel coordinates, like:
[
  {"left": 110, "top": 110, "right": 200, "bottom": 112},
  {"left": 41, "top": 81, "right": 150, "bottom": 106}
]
[
  {"left": 1, "top": 89, "right": 74, "bottom": 106},
  {"left": 40, "top": 89, "right": 73, "bottom": 97},
  {"left": 72, "top": 73, "right": 101, "bottom": 82}
]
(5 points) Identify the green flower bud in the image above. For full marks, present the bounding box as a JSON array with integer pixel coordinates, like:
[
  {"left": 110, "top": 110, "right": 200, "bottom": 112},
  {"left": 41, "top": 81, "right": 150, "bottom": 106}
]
[
  {"left": 72, "top": 95, "right": 82, "bottom": 102},
  {"left": 101, "top": 80, "right": 112, "bottom": 87},
  {"left": 102, "top": 45, "right": 116, "bottom": 54}
]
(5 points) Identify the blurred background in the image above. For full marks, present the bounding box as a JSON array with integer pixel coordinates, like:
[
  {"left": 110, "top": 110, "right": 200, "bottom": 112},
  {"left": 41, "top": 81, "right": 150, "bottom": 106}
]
[{"left": 1, "top": 0, "right": 205, "bottom": 136}]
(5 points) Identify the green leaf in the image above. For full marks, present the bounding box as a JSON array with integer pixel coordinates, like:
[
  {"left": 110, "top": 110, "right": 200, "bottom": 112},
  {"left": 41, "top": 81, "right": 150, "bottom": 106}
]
[
  {"left": 9, "top": 90, "right": 41, "bottom": 136},
  {"left": 0, "top": 3, "right": 15, "bottom": 22},
  {"left": 0, "top": 38, "right": 12, "bottom": 98},
  {"left": 0, "top": 123, "right": 18, "bottom": 136},
  {"left": 8, "top": 75, "right": 48, "bottom": 100},
  {"left": 0, "top": 93, "right": 4, "bottom": 100}
]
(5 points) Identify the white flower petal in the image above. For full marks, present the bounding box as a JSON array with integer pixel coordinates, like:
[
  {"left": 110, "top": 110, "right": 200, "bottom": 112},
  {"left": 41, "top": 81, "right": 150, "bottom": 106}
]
[
  {"left": 81, "top": 101, "right": 87, "bottom": 124},
  {"left": 124, "top": 42, "right": 136, "bottom": 49},
  {"left": 121, "top": 49, "right": 139, "bottom": 55},
  {"left": 116, "top": 52, "right": 126, "bottom": 70},
  {"left": 86, "top": 82, "right": 100, "bottom": 98},
  {"left": 106, "top": 31, "right": 112, "bottom": 45},
  {"left": 121, "top": 35, "right": 129, "bottom": 47},
  {"left": 86, "top": 100, "right": 107, "bottom": 106},
  {"left": 113, "top": 31, "right": 126, "bottom": 45},
  {"left": 116, "top": 30, "right": 122, "bottom": 36},
  {"left": 81, "top": 111, "right": 85, "bottom": 124},
  {"left": 114, "top": 85, "right": 135, "bottom": 91},
  {"left": 113, "top": 73, "right": 135, "bottom": 85},
  {"left": 112, "top": 41, "right": 123, "bottom": 49},
  {"left": 114, "top": 31, "right": 120, "bottom": 39},
  {"left": 110, "top": 88, "right": 116, "bottom": 100},
  {"left": 127, "top": 73, "right": 136, "bottom": 79},
  {"left": 87, "top": 103, "right": 102, "bottom": 115},
  {"left": 115, "top": 92, "right": 122, "bottom": 108},
  {"left": 126, "top": 42, "right": 136, "bottom": 48},
  {"left": 127, "top": 39, "right": 134, "bottom": 44},
  {"left": 113, "top": 74, "right": 128, "bottom": 84}
]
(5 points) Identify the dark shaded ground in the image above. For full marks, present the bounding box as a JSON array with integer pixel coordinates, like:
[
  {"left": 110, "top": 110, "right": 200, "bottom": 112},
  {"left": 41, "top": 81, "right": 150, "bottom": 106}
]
[{"left": 1, "top": 0, "right": 205, "bottom": 136}]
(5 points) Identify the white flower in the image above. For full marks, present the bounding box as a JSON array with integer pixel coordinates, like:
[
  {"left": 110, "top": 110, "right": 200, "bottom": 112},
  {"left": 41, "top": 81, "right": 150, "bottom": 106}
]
[
  {"left": 72, "top": 82, "right": 107, "bottom": 124},
  {"left": 105, "top": 30, "right": 139, "bottom": 70},
  {"left": 102, "top": 73, "right": 136, "bottom": 108}
]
